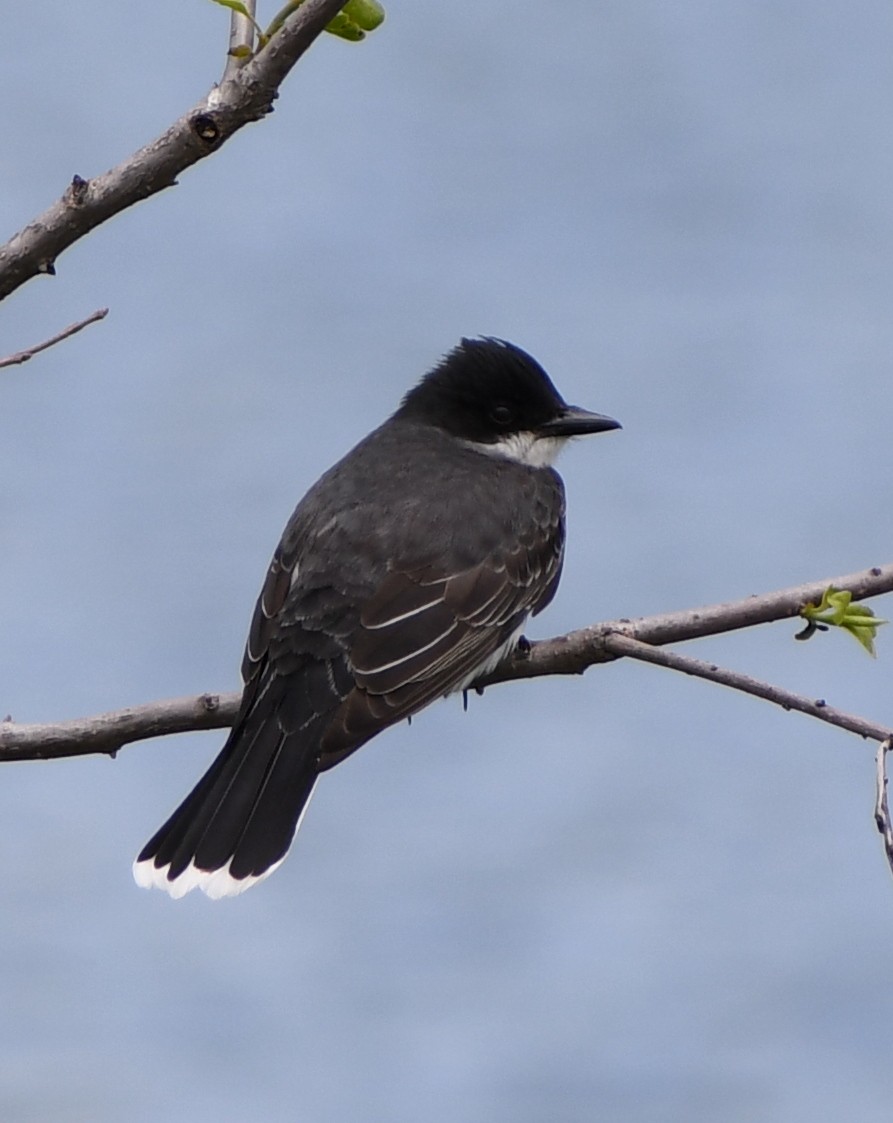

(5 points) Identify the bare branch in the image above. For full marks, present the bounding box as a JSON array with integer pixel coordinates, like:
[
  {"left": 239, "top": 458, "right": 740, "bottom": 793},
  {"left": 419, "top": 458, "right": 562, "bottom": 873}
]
[
  {"left": 0, "top": 0, "right": 349, "bottom": 301},
  {"left": 3, "top": 562, "right": 893, "bottom": 763},
  {"left": 604, "top": 634, "right": 893, "bottom": 742},
  {"left": 875, "top": 740, "right": 893, "bottom": 876},
  {"left": 0, "top": 308, "right": 108, "bottom": 369},
  {"left": 0, "top": 693, "right": 237, "bottom": 763}
]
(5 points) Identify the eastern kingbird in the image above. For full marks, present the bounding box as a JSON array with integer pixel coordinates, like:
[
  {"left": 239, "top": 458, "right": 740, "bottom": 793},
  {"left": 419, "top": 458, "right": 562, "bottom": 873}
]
[{"left": 134, "top": 337, "right": 620, "bottom": 898}]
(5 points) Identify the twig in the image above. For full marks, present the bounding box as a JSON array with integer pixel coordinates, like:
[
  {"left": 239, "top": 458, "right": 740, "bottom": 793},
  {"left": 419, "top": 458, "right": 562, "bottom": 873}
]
[
  {"left": 0, "top": 308, "right": 108, "bottom": 369},
  {"left": 223, "top": 0, "right": 258, "bottom": 81},
  {"left": 604, "top": 633, "right": 893, "bottom": 743},
  {"left": 874, "top": 739, "right": 893, "bottom": 875},
  {"left": 0, "top": 0, "right": 350, "bottom": 301},
  {"left": 0, "top": 693, "right": 236, "bottom": 763},
  {"left": 3, "top": 563, "right": 893, "bottom": 762}
]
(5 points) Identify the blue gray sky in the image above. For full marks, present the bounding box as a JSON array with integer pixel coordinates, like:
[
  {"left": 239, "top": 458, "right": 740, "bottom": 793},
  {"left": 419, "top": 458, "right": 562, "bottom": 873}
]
[{"left": 4, "top": 2, "right": 893, "bottom": 1119}]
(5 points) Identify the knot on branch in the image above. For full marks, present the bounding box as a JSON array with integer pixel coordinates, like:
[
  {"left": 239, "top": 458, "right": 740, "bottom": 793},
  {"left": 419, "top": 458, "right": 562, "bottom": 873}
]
[
  {"left": 65, "top": 175, "right": 90, "bottom": 206},
  {"left": 191, "top": 114, "right": 222, "bottom": 146}
]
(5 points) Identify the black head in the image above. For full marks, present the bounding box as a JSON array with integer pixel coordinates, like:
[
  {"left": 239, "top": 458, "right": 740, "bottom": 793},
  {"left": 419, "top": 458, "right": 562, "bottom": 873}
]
[{"left": 396, "top": 337, "right": 620, "bottom": 450}]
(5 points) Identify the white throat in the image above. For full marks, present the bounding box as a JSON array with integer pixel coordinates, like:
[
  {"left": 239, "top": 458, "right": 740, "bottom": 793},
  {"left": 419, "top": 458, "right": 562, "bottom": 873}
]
[{"left": 467, "top": 431, "right": 568, "bottom": 469}]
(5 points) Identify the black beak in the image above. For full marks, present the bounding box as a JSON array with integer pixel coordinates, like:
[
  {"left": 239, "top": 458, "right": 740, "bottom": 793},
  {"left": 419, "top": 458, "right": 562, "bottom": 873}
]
[{"left": 540, "top": 404, "right": 622, "bottom": 438}]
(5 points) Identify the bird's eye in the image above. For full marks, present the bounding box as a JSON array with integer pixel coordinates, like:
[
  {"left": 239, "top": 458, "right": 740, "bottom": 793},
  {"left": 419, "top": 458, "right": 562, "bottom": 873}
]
[{"left": 490, "top": 404, "right": 514, "bottom": 427}]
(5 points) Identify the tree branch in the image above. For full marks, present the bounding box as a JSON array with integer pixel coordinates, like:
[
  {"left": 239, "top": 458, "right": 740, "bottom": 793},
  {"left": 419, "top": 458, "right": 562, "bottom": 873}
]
[
  {"left": 479, "top": 562, "right": 893, "bottom": 683},
  {"left": 0, "top": 0, "right": 349, "bottom": 301},
  {"left": 603, "top": 634, "right": 892, "bottom": 742},
  {"left": 0, "top": 693, "right": 236, "bottom": 763},
  {"left": 0, "top": 308, "right": 108, "bottom": 369},
  {"left": 3, "top": 563, "right": 892, "bottom": 763}
]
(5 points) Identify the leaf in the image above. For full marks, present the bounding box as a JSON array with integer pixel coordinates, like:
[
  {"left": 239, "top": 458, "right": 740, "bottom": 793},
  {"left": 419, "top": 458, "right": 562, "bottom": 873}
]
[
  {"left": 340, "top": 0, "right": 385, "bottom": 31},
  {"left": 210, "top": 0, "right": 254, "bottom": 19},
  {"left": 325, "top": 12, "right": 367, "bottom": 40},
  {"left": 265, "top": 0, "right": 385, "bottom": 44},
  {"left": 799, "top": 586, "right": 887, "bottom": 657}
]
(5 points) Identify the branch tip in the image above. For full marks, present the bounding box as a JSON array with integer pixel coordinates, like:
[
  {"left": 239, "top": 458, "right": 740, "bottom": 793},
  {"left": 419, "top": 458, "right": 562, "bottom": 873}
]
[
  {"left": 874, "top": 739, "right": 893, "bottom": 878},
  {"left": 0, "top": 307, "right": 110, "bottom": 370}
]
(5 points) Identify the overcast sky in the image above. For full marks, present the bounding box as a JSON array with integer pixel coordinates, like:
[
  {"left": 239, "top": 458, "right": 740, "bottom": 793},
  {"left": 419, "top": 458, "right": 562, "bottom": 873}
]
[{"left": 4, "top": 2, "right": 893, "bottom": 1120}]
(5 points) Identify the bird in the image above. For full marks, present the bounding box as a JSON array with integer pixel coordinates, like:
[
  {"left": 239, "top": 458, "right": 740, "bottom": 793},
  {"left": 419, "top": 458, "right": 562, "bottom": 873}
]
[{"left": 133, "top": 337, "right": 620, "bottom": 898}]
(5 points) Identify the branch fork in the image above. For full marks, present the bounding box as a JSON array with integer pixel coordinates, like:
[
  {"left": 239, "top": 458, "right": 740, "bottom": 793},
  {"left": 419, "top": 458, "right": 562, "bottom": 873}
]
[
  {"left": 0, "top": 0, "right": 354, "bottom": 301},
  {"left": 3, "top": 563, "right": 893, "bottom": 763}
]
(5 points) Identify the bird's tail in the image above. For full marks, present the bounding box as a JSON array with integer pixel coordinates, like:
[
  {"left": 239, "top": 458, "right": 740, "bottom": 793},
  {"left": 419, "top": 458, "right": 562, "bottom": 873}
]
[{"left": 133, "top": 699, "right": 322, "bottom": 899}]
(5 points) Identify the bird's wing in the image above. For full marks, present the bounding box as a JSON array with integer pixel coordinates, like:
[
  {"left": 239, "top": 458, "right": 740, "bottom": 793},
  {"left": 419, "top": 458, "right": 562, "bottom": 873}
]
[
  {"left": 135, "top": 471, "right": 564, "bottom": 894},
  {"left": 241, "top": 541, "right": 297, "bottom": 686},
  {"left": 317, "top": 511, "right": 565, "bottom": 768}
]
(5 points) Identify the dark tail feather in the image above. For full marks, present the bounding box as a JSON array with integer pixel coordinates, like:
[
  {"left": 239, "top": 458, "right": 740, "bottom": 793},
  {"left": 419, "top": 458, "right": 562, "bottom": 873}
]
[{"left": 133, "top": 700, "right": 321, "bottom": 899}]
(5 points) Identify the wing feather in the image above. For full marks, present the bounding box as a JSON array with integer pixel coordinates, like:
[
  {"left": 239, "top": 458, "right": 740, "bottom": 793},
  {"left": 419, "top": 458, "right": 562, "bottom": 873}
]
[
  {"left": 317, "top": 540, "right": 561, "bottom": 768},
  {"left": 242, "top": 544, "right": 298, "bottom": 683},
  {"left": 259, "top": 457, "right": 567, "bottom": 771}
]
